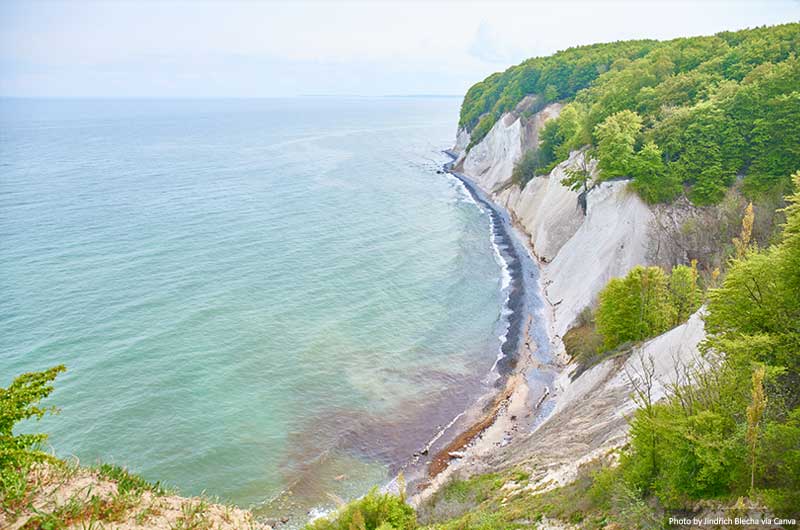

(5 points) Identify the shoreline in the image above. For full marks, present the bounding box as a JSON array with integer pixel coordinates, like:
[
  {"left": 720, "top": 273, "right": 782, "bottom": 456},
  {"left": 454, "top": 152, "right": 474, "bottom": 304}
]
[
  {"left": 260, "top": 145, "right": 553, "bottom": 528},
  {"left": 299, "top": 148, "right": 562, "bottom": 522},
  {"left": 401, "top": 152, "right": 560, "bottom": 501}
]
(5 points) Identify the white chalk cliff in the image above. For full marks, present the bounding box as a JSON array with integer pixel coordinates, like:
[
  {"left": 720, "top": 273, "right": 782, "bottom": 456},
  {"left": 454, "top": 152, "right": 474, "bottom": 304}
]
[
  {"left": 430, "top": 103, "right": 708, "bottom": 496},
  {"left": 453, "top": 104, "right": 658, "bottom": 352}
]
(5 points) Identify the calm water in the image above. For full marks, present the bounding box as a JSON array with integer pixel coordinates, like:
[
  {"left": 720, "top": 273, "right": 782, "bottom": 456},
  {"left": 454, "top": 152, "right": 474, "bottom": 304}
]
[{"left": 0, "top": 98, "right": 507, "bottom": 522}]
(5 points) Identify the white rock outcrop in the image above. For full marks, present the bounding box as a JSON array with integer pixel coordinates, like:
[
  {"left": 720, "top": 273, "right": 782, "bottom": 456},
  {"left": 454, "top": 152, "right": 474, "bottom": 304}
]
[
  {"left": 456, "top": 106, "right": 656, "bottom": 347},
  {"left": 495, "top": 151, "right": 586, "bottom": 262},
  {"left": 542, "top": 179, "right": 653, "bottom": 341},
  {"left": 438, "top": 104, "right": 705, "bottom": 489},
  {"left": 461, "top": 113, "right": 523, "bottom": 192},
  {"left": 452, "top": 127, "right": 470, "bottom": 158},
  {"left": 428, "top": 105, "right": 707, "bottom": 503},
  {"left": 456, "top": 102, "right": 563, "bottom": 193}
]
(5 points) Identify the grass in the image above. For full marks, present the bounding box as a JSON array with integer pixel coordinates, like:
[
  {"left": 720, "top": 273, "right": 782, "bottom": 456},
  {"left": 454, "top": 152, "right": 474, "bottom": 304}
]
[
  {"left": 418, "top": 461, "right": 664, "bottom": 530},
  {"left": 440, "top": 473, "right": 504, "bottom": 504},
  {"left": 2, "top": 460, "right": 85, "bottom": 521},
  {"left": 171, "top": 500, "right": 212, "bottom": 530},
  {"left": 1, "top": 463, "right": 34, "bottom": 515},
  {"left": 21, "top": 489, "right": 140, "bottom": 530},
  {"left": 95, "top": 463, "right": 170, "bottom": 496},
  {"left": 421, "top": 473, "right": 504, "bottom": 523},
  {"left": 5, "top": 462, "right": 173, "bottom": 530},
  {"left": 135, "top": 504, "right": 163, "bottom": 526},
  {"left": 3, "top": 460, "right": 265, "bottom": 530}
]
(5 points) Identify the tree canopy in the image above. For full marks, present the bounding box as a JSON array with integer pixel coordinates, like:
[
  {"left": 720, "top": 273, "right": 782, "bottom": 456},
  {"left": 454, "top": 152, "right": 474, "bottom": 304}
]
[
  {"left": 594, "top": 263, "right": 700, "bottom": 351},
  {"left": 622, "top": 172, "right": 800, "bottom": 513},
  {"left": 463, "top": 23, "right": 800, "bottom": 204}
]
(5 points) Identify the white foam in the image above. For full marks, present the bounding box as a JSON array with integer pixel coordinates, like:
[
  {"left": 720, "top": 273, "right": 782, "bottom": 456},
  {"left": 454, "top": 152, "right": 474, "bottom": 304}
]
[
  {"left": 488, "top": 318, "right": 511, "bottom": 375},
  {"left": 447, "top": 173, "right": 479, "bottom": 207},
  {"left": 382, "top": 409, "right": 468, "bottom": 495},
  {"left": 426, "top": 411, "right": 466, "bottom": 449},
  {"left": 479, "top": 200, "right": 513, "bottom": 376},
  {"left": 443, "top": 172, "right": 513, "bottom": 378},
  {"left": 488, "top": 215, "right": 512, "bottom": 290},
  {"left": 307, "top": 506, "right": 333, "bottom": 523},
  {"left": 489, "top": 209, "right": 514, "bottom": 376}
]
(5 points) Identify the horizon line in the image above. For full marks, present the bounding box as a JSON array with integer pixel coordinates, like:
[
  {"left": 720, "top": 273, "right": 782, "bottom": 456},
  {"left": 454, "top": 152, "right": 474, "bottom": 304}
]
[{"left": 0, "top": 94, "right": 464, "bottom": 100}]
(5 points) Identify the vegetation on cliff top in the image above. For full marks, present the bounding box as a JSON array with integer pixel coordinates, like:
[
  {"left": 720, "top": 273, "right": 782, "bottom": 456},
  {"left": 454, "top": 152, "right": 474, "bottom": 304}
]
[
  {"left": 464, "top": 23, "right": 800, "bottom": 205},
  {"left": 459, "top": 39, "right": 658, "bottom": 145}
]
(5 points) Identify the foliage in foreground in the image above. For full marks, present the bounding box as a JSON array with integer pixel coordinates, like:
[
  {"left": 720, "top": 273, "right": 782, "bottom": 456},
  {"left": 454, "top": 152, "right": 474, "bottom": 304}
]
[
  {"left": 0, "top": 364, "right": 65, "bottom": 495},
  {"left": 305, "top": 487, "right": 416, "bottom": 530},
  {"left": 0, "top": 367, "right": 185, "bottom": 530},
  {"left": 622, "top": 172, "right": 800, "bottom": 514}
]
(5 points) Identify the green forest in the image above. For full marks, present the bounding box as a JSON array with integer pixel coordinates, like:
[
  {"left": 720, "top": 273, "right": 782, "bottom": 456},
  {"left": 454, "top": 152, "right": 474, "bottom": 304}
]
[
  {"left": 615, "top": 173, "right": 800, "bottom": 518},
  {"left": 462, "top": 23, "right": 800, "bottom": 206}
]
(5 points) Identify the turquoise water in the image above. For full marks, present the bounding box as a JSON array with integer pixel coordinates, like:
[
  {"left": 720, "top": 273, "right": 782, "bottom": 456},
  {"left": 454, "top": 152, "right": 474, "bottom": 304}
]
[{"left": 0, "top": 98, "right": 507, "bottom": 521}]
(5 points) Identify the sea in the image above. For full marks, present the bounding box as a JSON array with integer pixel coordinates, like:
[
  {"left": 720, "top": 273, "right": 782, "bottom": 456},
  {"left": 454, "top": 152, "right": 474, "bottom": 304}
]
[{"left": 0, "top": 97, "right": 512, "bottom": 524}]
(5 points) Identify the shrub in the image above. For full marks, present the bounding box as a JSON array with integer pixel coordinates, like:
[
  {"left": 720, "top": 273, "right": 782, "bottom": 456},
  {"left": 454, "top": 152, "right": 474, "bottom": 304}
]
[
  {"left": 595, "top": 266, "right": 673, "bottom": 350},
  {"left": 305, "top": 488, "right": 416, "bottom": 530},
  {"left": 563, "top": 309, "right": 606, "bottom": 375},
  {"left": 511, "top": 149, "right": 540, "bottom": 186},
  {"left": 1, "top": 365, "right": 66, "bottom": 492}
]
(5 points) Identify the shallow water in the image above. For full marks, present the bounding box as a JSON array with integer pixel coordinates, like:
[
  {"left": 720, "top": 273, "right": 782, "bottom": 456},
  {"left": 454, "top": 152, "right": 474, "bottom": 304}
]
[{"left": 0, "top": 97, "right": 509, "bottom": 522}]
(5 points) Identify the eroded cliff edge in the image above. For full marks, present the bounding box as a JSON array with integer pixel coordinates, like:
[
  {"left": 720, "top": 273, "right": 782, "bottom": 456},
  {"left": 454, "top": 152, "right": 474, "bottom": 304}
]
[
  {"left": 453, "top": 101, "right": 658, "bottom": 351},
  {"left": 414, "top": 102, "right": 706, "bottom": 505}
]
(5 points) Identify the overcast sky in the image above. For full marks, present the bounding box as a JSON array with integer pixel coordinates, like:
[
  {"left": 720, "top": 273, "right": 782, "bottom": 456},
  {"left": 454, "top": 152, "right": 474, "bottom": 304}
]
[{"left": 1, "top": 0, "right": 798, "bottom": 98}]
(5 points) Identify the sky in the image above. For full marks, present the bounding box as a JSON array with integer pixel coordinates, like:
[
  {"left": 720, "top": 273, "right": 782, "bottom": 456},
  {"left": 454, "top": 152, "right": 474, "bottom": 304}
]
[{"left": 1, "top": 0, "right": 798, "bottom": 98}]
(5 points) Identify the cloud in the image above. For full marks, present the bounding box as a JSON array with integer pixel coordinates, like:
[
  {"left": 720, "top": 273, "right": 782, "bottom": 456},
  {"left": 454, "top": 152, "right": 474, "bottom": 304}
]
[
  {"left": 468, "top": 21, "right": 524, "bottom": 65},
  {"left": 1, "top": 0, "right": 799, "bottom": 96}
]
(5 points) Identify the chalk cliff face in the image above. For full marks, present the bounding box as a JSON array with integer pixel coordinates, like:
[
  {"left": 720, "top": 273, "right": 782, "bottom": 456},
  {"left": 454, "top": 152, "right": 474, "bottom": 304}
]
[
  {"left": 454, "top": 101, "right": 563, "bottom": 194},
  {"left": 432, "top": 105, "right": 706, "bottom": 497},
  {"left": 460, "top": 113, "right": 523, "bottom": 192},
  {"left": 457, "top": 107, "right": 655, "bottom": 350},
  {"left": 453, "top": 127, "right": 470, "bottom": 159},
  {"left": 539, "top": 178, "right": 653, "bottom": 341},
  {"left": 486, "top": 309, "right": 706, "bottom": 493},
  {"left": 495, "top": 158, "right": 584, "bottom": 263}
]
